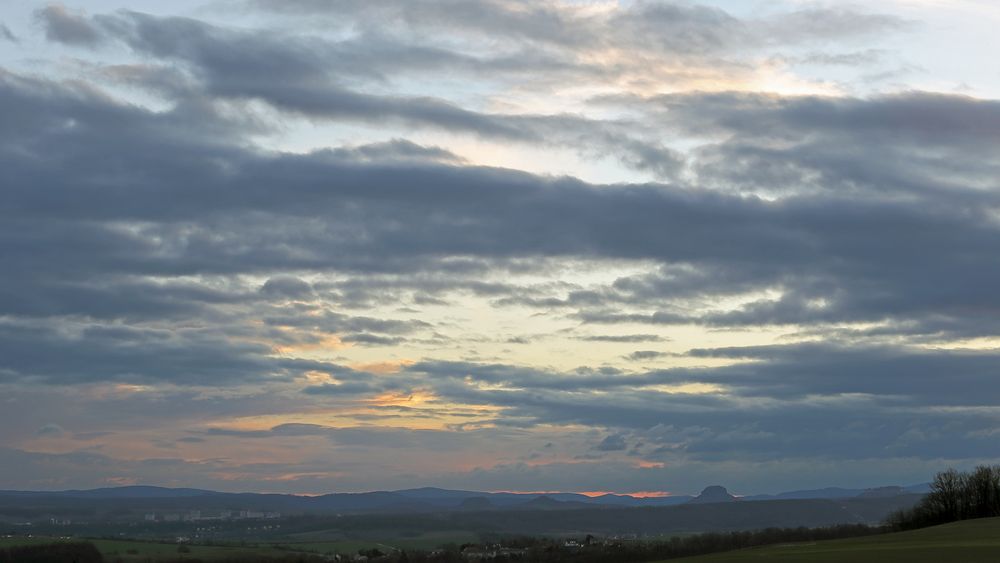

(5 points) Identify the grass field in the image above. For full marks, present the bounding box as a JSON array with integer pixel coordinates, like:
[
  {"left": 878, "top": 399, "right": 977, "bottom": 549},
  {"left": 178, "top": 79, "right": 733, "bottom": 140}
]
[{"left": 679, "top": 517, "right": 1000, "bottom": 562}]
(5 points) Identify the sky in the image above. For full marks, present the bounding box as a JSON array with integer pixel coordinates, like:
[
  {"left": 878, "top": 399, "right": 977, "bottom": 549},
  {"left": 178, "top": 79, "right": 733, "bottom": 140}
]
[{"left": 1, "top": 0, "right": 1000, "bottom": 496}]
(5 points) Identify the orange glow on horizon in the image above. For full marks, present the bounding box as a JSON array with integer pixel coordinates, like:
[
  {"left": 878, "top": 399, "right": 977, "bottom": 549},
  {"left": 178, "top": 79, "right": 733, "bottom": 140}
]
[
  {"left": 634, "top": 460, "right": 666, "bottom": 469},
  {"left": 492, "top": 490, "right": 673, "bottom": 498}
]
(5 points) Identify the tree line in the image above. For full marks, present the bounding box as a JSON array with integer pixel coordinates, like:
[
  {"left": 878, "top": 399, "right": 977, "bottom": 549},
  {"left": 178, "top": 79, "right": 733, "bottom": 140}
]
[{"left": 889, "top": 465, "right": 1000, "bottom": 530}]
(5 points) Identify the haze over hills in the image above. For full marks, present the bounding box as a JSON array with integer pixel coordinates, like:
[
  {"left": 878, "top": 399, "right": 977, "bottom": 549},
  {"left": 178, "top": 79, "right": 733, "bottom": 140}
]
[
  {"left": 0, "top": 482, "right": 937, "bottom": 557},
  {"left": 0, "top": 483, "right": 929, "bottom": 515},
  {"left": 0, "top": 486, "right": 928, "bottom": 542}
]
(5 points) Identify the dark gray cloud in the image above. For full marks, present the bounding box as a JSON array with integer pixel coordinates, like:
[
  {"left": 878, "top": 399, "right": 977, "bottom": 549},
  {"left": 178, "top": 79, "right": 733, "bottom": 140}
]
[
  {"left": 340, "top": 333, "right": 407, "bottom": 346},
  {"left": 25, "top": 4, "right": 907, "bottom": 189},
  {"left": 260, "top": 276, "right": 315, "bottom": 301},
  {"left": 603, "top": 90, "right": 1000, "bottom": 200},
  {"left": 2, "top": 67, "right": 1000, "bottom": 395},
  {"left": 685, "top": 343, "right": 1000, "bottom": 403},
  {"left": 262, "top": 309, "right": 428, "bottom": 335},
  {"left": 203, "top": 422, "right": 510, "bottom": 452},
  {"left": 328, "top": 139, "right": 465, "bottom": 165},
  {"left": 31, "top": 10, "right": 683, "bottom": 179},
  {"left": 624, "top": 350, "right": 667, "bottom": 361},
  {"left": 86, "top": 13, "right": 564, "bottom": 135},
  {"left": 379, "top": 340, "right": 1000, "bottom": 464},
  {"left": 595, "top": 433, "right": 628, "bottom": 452},
  {"left": 252, "top": 0, "right": 903, "bottom": 56},
  {"left": 0, "top": 320, "right": 314, "bottom": 385},
  {"left": 250, "top": 0, "right": 591, "bottom": 49}
]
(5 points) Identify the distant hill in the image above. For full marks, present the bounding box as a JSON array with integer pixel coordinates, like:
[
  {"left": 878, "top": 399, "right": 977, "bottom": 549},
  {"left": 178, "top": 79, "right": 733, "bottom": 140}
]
[
  {"left": 857, "top": 485, "right": 907, "bottom": 499},
  {"left": 0, "top": 482, "right": 926, "bottom": 520},
  {"left": 905, "top": 482, "right": 933, "bottom": 494},
  {"left": 77, "top": 486, "right": 223, "bottom": 498},
  {"left": 688, "top": 486, "right": 739, "bottom": 505},
  {"left": 521, "top": 495, "right": 570, "bottom": 510},
  {"left": 586, "top": 493, "right": 693, "bottom": 507},
  {"left": 744, "top": 487, "right": 864, "bottom": 501},
  {"left": 0, "top": 490, "right": 924, "bottom": 537},
  {"left": 395, "top": 487, "right": 484, "bottom": 500}
]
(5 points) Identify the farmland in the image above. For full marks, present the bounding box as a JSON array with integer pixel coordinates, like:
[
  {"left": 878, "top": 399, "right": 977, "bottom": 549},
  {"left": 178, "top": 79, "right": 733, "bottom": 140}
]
[{"left": 679, "top": 517, "right": 1000, "bottom": 562}]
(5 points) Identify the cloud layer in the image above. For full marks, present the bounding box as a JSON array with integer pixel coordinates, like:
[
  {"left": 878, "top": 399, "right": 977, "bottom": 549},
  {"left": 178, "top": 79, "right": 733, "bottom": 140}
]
[{"left": 1, "top": 0, "right": 998, "bottom": 495}]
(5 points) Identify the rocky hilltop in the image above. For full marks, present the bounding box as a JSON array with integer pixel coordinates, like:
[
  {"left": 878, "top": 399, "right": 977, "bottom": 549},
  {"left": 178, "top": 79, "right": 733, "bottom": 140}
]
[{"left": 687, "top": 485, "right": 740, "bottom": 504}]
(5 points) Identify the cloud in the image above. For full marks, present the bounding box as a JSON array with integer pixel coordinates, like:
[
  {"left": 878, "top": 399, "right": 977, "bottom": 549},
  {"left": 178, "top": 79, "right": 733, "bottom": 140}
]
[
  {"left": 251, "top": 0, "right": 903, "bottom": 57},
  {"left": 36, "top": 4, "right": 103, "bottom": 47},
  {"left": 794, "top": 49, "right": 886, "bottom": 67},
  {"left": 37, "top": 424, "right": 66, "bottom": 438},
  {"left": 340, "top": 333, "right": 407, "bottom": 346},
  {"left": 0, "top": 318, "right": 358, "bottom": 386},
  {"left": 0, "top": 23, "right": 18, "bottom": 43},
  {"left": 177, "top": 436, "right": 205, "bottom": 444},
  {"left": 46, "top": 11, "right": 683, "bottom": 179},
  {"left": 0, "top": 0, "right": 995, "bottom": 494},
  {"left": 624, "top": 350, "right": 667, "bottom": 361},
  {"left": 302, "top": 381, "right": 381, "bottom": 396},
  {"left": 595, "top": 434, "right": 628, "bottom": 452},
  {"left": 3, "top": 68, "right": 1000, "bottom": 394},
  {"left": 260, "top": 276, "right": 315, "bottom": 300},
  {"left": 579, "top": 334, "right": 666, "bottom": 343}
]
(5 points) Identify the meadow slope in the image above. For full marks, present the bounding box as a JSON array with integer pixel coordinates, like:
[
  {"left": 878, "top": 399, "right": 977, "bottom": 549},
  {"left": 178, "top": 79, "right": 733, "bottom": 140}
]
[{"left": 679, "top": 517, "right": 1000, "bottom": 562}]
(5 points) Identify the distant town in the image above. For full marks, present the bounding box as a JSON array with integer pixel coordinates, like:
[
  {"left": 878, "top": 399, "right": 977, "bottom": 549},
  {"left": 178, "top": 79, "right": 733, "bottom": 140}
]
[{"left": 142, "top": 510, "right": 282, "bottom": 523}]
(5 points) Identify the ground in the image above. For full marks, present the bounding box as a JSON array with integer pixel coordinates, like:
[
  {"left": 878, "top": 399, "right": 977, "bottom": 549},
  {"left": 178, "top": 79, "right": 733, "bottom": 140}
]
[
  {"left": 679, "top": 517, "right": 1000, "bottom": 562},
  {"left": 0, "top": 531, "right": 478, "bottom": 561}
]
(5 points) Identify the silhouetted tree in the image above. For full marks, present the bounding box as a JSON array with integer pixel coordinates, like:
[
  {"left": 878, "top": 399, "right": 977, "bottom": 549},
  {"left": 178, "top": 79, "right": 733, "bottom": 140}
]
[{"left": 891, "top": 465, "right": 1000, "bottom": 530}]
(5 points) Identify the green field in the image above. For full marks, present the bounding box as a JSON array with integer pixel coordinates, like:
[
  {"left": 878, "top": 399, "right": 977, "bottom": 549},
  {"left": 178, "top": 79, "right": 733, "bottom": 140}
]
[{"left": 679, "top": 517, "right": 1000, "bottom": 562}]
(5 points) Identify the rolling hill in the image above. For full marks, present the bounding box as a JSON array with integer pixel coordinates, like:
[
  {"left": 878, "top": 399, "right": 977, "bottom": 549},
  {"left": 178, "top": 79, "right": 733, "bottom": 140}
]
[{"left": 678, "top": 517, "right": 1000, "bottom": 562}]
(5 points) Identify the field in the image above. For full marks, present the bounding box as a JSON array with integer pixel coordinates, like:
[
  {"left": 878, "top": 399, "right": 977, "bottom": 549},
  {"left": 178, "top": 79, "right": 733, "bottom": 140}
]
[
  {"left": 0, "top": 531, "right": 477, "bottom": 561},
  {"left": 680, "top": 517, "right": 1000, "bottom": 562},
  {"left": 0, "top": 536, "right": 310, "bottom": 561},
  {"left": 11, "top": 518, "right": 1000, "bottom": 561},
  {"left": 287, "top": 530, "right": 479, "bottom": 553}
]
